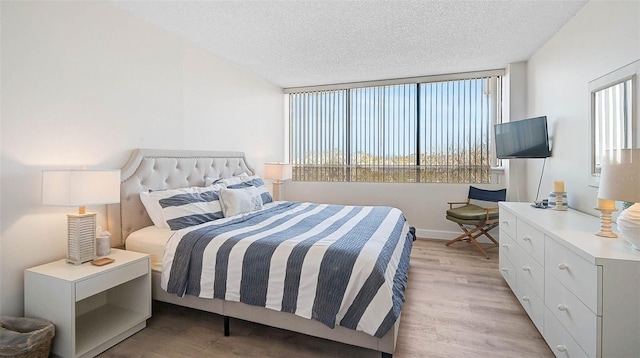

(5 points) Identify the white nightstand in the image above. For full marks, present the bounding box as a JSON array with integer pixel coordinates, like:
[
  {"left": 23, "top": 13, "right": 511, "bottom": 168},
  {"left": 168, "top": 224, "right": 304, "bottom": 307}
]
[{"left": 24, "top": 249, "right": 151, "bottom": 358}]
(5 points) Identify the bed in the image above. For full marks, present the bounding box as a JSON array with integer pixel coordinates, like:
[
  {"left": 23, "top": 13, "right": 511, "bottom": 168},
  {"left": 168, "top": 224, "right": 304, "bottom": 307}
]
[{"left": 107, "top": 149, "right": 413, "bottom": 357}]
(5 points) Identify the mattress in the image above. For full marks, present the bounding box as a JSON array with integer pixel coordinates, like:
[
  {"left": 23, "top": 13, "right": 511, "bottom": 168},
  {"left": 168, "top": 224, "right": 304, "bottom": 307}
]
[{"left": 125, "top": 226, "right": 175, "bottom": 272}]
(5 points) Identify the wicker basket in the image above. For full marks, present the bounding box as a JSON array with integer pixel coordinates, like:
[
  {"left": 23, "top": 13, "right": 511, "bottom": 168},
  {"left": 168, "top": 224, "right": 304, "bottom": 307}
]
[{"left": 0, "top": 316, "right": 54, "bottom": 358}]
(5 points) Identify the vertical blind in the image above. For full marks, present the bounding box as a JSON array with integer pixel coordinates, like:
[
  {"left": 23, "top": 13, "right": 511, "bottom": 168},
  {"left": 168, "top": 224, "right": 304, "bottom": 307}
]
[{"left": 289, "top": 73, "right": 502, "bottom": 183}]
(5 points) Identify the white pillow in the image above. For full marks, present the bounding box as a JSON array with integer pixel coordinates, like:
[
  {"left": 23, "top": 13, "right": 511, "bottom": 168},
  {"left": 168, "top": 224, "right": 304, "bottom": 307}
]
[
  {"left": 212, "top": 173, "right": 250, "bottom": 186},
  {"left": 140, "top": 191, "right": 169, "bottom": 228},
  {"left": 144, "top": 184, "right": 225, "bottom": 230},
  {"left": 219, "top": 186, "right": 264, "bottom": 217},
  {"left": 204, "top": 176, "right": 219, "bottom": 186}
]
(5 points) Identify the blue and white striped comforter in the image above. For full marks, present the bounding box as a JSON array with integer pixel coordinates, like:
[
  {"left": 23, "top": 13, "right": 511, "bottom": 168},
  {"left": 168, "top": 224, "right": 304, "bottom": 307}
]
[{"left": 161, "top": 201, "right": 413, "bottom": 338}]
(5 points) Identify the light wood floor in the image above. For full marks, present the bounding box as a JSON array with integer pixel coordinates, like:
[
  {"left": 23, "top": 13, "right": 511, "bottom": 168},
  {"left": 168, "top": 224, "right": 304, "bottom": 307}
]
[{"left": 99, "top": 239, "right": 553, "bottom": 357}]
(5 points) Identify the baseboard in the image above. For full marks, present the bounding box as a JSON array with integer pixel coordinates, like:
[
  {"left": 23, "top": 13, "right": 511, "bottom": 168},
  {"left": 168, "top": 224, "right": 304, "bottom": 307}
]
[{"left": 414, "top": 228, "right": 499, "bottom": 244}]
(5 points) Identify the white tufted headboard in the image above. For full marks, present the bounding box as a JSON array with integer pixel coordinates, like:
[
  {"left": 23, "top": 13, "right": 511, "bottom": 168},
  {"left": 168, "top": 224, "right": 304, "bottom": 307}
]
[{"left": 107, "top": 149, "right": 254, "bottom": 246}]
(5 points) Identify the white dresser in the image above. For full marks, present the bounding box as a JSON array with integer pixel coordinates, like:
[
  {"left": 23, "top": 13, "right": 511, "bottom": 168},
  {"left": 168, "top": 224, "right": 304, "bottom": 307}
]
[{"left": 499, "top": 202, "right": 640, "bottom": 358}]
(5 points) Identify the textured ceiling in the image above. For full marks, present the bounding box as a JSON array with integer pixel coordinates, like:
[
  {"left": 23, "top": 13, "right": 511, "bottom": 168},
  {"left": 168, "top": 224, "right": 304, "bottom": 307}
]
[{"left": 111, "top": 1, "right": 587, "bottom": 88}]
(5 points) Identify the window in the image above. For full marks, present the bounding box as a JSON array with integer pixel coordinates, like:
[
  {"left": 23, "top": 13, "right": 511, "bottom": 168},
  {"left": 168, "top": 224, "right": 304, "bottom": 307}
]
[
  {"left": 287, "top": 71, "right": 503, "bottom": 183},
  {"left": 593, "top": 79, "right": 633, "bottom": 171},
  {"left": 589, "top": 59, "right": 639, "bottom": 187}
]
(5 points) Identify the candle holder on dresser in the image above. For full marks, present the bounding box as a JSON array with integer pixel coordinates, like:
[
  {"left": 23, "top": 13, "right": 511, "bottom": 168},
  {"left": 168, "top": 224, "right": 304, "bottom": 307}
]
[
  {"left": 594, "top": 207, "right": 618, "bottom": 238},
  {"left": 549, "top": 192, "right": 567, "bottom": 211}
]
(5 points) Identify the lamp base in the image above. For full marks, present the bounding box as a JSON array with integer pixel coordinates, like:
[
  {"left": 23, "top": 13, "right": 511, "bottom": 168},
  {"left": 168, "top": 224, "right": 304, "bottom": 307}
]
[
  {"left": 594, "top": 207, "right": 618, "bottom": 238},
  {"left": 617, "top": 203, "right": 640, "bottom": 250},
  {"left": 272, "top": 180, "right": 283, "bottom": 201},
  {"left": 67, "top": 213, "right": 96, "bottom": 265}
]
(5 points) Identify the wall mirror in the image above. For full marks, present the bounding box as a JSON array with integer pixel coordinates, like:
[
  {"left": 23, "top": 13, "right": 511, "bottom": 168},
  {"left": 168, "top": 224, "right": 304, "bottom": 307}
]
[{"left": 589, "top": 59, "right": 640, "bottom": 187}]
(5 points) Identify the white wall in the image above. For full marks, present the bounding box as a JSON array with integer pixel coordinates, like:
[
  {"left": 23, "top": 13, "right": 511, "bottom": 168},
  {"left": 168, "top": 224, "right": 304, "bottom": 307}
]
[
  {"left": 526, "top": 0, "right": 640, "bottom": 215},
  {"left": 0, "top": 1, "right": 283, "bottom": 315}
]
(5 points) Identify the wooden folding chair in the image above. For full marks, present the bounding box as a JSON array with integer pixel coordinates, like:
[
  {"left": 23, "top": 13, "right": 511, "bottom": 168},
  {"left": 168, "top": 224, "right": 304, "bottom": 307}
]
[{"left": 445, "top": 186, "right": 507, "bottom": 258}]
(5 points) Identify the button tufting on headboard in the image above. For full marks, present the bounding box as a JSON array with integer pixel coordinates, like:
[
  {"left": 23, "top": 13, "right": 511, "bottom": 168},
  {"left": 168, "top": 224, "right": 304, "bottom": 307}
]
[{"left": 106, "top": 149, "right": 254, "bottom": 246}]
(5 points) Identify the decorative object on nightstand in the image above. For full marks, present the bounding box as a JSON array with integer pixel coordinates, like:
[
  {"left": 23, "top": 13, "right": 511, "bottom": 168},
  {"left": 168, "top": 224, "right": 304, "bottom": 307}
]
[
  {"left": 598, "top": 149, "right": 640, "bottom": 247},
  {"left": 264, "top": 162, "right": 293, "bottom": 201},
  {"left": 41, "top": 169, "right": 120, "bottom": 265},
  {"left": 95, "top": 226, "right": 111, "bottom": 257}
]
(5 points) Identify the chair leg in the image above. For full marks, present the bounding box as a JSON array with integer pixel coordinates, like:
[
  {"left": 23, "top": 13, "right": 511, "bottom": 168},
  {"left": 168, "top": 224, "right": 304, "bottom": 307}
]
[
  {"left": 470, "top": 238, "right": 490, "bottom": 259},
  {"left": 446, "top": 223, "right": 499, "bottom": 259},
  {"left": 445, "top": 225, "right": 475, "bottom": 246},
  {"left": 479, "top": 226, "right": 499, "bottom": 245}
]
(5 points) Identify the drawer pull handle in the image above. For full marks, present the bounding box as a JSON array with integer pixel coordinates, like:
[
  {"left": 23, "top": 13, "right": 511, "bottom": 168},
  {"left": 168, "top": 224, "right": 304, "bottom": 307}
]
[
  {"left": 558, "top": 263, "right": 568, "bottom": 270},
  {"left": 557, "top": 345, "right": 567, "bottom": 352},
  {"left": 522, "top": 265, "right": 530, "bottom": 272},
  {"left": 501, "top": 268, "right": 508, "bottom": 272},
  {"left": 522, "top": 236, "right": 531, "bottom": 242},
  {"left": 501, "top": 244, "right": 509, "bottom": 248},
  {"left": 522, "top": 296, "right": 530, "bottom": 302},
  {"left": 557, "top": 304, "right": 568, "bottom": 311},
  {"left": 502, "top": 221, "right": 509, "bottom": 225}
]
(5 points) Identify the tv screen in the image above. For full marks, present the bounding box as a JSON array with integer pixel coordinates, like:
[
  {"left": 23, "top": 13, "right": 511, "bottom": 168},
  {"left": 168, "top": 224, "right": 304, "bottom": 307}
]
[{"left": 494, "top": 116, "right": 551, "bottom": 159}]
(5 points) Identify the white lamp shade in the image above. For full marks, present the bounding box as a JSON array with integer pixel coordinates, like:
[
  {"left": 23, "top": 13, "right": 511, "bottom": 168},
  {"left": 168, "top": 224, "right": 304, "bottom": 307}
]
[
  {"left": 42, "top": 169, "right": 121, "bottom": 206},
  {"left": 264, "top": 162, "right": 293, "bottom": 181},
  {"left": 598, "top": 149, "right": 640, "bottom": 202}
]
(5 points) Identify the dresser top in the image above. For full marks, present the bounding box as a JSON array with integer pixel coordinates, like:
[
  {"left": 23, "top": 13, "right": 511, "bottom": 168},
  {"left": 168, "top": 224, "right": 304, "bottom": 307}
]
[{"left": 500, "top": 202, "right": 640, "bottom": 263}]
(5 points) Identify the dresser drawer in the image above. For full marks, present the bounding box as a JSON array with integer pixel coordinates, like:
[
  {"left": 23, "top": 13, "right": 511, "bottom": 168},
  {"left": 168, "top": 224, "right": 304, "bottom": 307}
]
[
  {"left": 545, "top": 237, "right": 600, "bottom": 314},
  {"left": 517, "top": 278, "right": 544, "bottom": 334},
  {"left": 516, "top": 244, "right": 544, "bottom": 298},
  {"left": 499, "top": 209, "right": 517, "bottom": 239},
  {"left": 76, "top": 258, "right": 149, "bottom": 301},
  {"left": 499, "top": 228, "right": 517, "bottom": 262},
  {"left": 545, "top": 276, "right": 599, "bottom": 357},
  {"left": 544, "top": 306, "right": 592, "bottom": 358},
  {"left": 516, "top": 220, "right": 545, "bottom": 265},
  {"left": 499, "top": 248, "right": 517, "bottom": 291}
]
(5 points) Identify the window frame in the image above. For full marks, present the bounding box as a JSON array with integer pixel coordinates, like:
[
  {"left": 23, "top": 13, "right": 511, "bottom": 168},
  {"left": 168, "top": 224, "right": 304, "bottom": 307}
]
[
  {"left": 284, "top": 69, "right": 505, "bottom": 183},
  {"left": 588, "top": 59, "right": 640, "bottom": 187}
]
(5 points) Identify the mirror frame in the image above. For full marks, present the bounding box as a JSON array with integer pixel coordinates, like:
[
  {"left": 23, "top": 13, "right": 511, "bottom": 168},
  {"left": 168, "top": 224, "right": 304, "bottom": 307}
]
[{"left": 588, "top": 59, "right": 640, "bottom": 187}]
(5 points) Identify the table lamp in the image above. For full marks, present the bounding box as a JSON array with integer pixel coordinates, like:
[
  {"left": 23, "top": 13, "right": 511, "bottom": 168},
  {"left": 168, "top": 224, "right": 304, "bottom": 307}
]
[
  {"left": 264, "top": 162, "right": 293, "bottom": 201},
  {"left": 42, "top": 169, "right": 121, "bottom": 264},
  {"left": 597, "top": 149, "right": 640, "bottom": 248}
]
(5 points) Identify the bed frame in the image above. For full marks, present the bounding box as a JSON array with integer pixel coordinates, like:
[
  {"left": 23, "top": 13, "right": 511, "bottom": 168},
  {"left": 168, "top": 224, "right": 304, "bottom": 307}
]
[{"left": 107, "top": 149, "right": 399, "bottom": 357}]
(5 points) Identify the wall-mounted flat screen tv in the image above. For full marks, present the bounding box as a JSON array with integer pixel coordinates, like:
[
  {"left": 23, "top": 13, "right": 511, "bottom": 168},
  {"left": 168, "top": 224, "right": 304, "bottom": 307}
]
[{"left": 494, "top": 116, "right": 552, "bottom": 159}]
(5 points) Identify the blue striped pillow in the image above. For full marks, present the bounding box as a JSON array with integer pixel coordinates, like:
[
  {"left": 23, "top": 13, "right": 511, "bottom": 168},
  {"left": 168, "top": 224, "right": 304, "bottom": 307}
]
[
  {"left": 218, "top": 175, "right": 273, "bottom": 204},
  {"left": 148, "top": 184, "right": 225, "bottom": 230}
]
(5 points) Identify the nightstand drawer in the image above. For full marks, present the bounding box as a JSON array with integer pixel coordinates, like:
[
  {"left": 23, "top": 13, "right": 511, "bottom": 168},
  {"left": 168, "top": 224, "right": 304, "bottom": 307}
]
[{"left": 76, "top": 259, "right": 149, "bottom": 301}]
